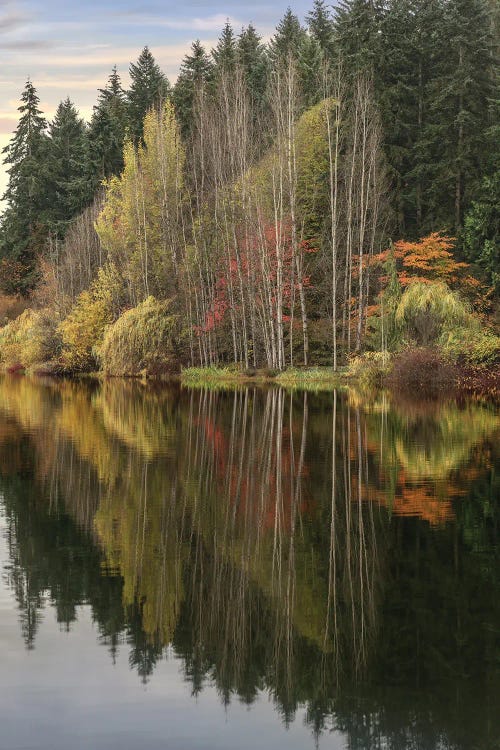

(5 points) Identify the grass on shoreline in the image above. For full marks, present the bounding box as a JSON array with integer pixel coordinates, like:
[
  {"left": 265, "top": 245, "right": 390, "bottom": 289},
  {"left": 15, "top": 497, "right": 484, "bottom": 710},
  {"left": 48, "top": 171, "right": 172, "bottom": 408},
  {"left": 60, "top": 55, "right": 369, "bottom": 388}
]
[{"left": 180, "top": 365, "right": 348, "bottom": 390}]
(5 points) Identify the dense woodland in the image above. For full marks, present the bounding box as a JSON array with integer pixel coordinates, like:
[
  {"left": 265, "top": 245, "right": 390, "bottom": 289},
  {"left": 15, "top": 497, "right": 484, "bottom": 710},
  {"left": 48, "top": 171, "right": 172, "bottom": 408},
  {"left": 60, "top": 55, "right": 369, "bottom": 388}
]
[{"left": 0, "top": 0, "right": 499, "bottom": 374}]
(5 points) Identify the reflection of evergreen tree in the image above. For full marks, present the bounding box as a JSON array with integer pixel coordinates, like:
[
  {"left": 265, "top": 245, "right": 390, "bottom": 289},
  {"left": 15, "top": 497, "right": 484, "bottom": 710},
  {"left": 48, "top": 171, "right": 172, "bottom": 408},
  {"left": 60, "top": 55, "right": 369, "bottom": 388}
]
[
  {"left": 0, "top": 468, "right": 125, "bottom": 650},
  {"left": 126, "top": 607, "right": 163, "bottom": 683}
]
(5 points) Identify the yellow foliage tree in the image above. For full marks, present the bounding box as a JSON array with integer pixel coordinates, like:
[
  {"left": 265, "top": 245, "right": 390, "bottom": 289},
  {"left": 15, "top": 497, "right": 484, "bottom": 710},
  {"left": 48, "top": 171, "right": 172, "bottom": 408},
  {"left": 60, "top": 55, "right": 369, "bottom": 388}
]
[{"left": 96, "top": 101, "right": 185, "bottom": 305}]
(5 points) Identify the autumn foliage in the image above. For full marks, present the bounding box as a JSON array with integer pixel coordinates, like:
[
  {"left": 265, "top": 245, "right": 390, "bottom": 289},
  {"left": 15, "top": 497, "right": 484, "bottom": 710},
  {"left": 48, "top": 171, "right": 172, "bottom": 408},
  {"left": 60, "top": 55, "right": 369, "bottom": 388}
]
[{"left": 374, "top": 233, "right": 488, "bottom": 311}]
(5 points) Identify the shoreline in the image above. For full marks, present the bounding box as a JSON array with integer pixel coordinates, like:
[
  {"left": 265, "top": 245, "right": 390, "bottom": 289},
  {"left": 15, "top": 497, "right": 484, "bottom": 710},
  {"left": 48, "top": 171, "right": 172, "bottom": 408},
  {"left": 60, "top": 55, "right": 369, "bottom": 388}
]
[{"left": 1, "top": 363, "right": 498, "bottom": 401}]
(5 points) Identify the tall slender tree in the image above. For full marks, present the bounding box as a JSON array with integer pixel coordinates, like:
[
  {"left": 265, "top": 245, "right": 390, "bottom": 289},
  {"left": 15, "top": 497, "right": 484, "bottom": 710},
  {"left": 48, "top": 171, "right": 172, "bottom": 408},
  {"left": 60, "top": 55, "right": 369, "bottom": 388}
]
[
  {"left": 307, "top": 0, "right": 335, "bottom": 55},
  {"left": 237, "top": 24, "right": 268, "bottom": 109},
  {"left": 427, "top": 0, "right": 494, "bottom": 232},
  {"left": 268, "top": 8, "right": 307, "bottom": 65},
  {"left": 212, "top": 22, "right": 237, "bottom": 74}
]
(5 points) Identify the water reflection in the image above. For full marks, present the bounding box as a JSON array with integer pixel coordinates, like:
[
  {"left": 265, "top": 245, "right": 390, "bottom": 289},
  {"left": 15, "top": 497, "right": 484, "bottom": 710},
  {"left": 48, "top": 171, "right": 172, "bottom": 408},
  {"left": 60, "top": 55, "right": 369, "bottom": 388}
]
[{"left": 0, "top": 375, "right": 499, "bottom": 748}]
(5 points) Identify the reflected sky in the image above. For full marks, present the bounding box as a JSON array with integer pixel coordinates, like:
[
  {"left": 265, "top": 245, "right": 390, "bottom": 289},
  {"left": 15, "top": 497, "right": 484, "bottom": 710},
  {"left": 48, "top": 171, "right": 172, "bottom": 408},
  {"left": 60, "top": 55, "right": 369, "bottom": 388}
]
[{"left": 0, "top": 510, "right": 345, "bottom": 750}]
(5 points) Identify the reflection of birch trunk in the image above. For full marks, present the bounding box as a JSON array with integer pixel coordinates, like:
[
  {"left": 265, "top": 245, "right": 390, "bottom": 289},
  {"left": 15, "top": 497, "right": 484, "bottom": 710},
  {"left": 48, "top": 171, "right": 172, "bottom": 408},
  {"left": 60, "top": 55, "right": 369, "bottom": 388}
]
[{"left": 324, "top": 390, "right": 339, "bottom": 673}]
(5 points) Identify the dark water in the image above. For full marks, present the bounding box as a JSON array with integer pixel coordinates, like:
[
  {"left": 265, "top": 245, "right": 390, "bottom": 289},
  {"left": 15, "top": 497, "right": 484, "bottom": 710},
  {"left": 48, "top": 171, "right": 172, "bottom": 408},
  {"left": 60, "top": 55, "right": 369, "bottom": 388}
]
[{"left": 0, "top": 376, "right": 498, "bottom": 750}]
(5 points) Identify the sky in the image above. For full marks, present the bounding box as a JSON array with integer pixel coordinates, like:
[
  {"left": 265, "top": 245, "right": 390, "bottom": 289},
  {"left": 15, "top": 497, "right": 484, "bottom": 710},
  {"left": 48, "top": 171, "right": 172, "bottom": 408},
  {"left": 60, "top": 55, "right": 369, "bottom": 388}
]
[{"left": 0, "top": 0, "right": 315, "bottom": 203}]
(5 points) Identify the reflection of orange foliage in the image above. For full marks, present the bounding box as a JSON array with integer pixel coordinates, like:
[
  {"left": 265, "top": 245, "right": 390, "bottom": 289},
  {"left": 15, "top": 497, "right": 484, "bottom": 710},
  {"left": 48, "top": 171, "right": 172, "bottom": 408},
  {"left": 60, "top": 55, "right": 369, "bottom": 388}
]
[
  {"left": 389, "top": 481, "right": 455, "bottom": 526},
  {"left": 359, "top": 470, "right": 458, "bottom": 526}
]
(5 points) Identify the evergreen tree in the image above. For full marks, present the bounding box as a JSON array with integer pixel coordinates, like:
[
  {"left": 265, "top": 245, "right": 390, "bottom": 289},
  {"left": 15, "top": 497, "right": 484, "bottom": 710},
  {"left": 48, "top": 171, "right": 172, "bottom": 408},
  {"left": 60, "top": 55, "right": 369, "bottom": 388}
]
[
  {"left": 237, "top": 25, "right": 268, "bottom": 108},
  {"left": 127, "top": 47, "right": 170, "bottom": 142},
  {"left": 463, "top": 172, "right": 500, "bottom": 291},
  {"left": 297, "top": 35, "right": 324, "bottom": 108},
  {"left": 0, "top": 79, "right": 49, "bottom": 293},
  {"left": 307, "top": 0, "right": 335, "bottom": 55},
  {"left": 426, "top": 0, "right": 494, "bottom": 232},
  {"left": 88, "top": 66, "right": 127, "bottom": 181},
  {"left": 268, "top": 8, "right": 307, "bottom": 65},
  {"left": 173, "top": 41, "right": 213, "bottom": 136},
  {"left": 376, "top": 0, "right": 444, "bottom": 237},
  {"left": 212, "top": 22, "right": 237, "bottom": 74},
  {"left": 46, "top": 98, "right": 92, "bottom": 235},
  {"left": 333, "top": 0, "right": 383, "bottom": 75}
]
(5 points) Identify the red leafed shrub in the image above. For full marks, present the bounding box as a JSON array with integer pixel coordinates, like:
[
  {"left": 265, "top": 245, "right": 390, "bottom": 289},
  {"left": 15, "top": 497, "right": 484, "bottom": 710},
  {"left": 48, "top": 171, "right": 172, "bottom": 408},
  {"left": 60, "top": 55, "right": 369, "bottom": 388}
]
[{"left": 388, "top": 347, "right": 457, "bottom": 392}]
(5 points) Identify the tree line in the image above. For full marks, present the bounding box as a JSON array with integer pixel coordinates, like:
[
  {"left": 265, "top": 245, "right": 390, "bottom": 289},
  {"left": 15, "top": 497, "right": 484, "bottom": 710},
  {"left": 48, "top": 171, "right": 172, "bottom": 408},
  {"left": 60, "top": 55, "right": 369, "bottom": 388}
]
[{"left": 0, "top": 0, "right": 498, "bottom": 370}]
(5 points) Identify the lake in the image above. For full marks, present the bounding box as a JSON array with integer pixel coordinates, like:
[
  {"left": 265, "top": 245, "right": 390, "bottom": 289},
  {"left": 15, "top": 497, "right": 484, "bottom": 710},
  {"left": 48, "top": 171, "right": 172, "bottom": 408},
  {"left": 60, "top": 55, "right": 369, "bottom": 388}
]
[{"left": 0, "top": 375, "right": 498, "bottom": 750}]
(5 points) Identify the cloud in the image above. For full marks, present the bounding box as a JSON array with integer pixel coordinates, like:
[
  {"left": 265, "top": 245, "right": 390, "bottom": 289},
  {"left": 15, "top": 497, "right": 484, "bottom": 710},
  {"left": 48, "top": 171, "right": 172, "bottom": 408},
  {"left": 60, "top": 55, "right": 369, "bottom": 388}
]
[
  {"left": 0, "top": 0, "right": 34, "bottom": 32},
  {"left": 0, "top": 11, "right": 27, "bottom": 30},
  {"left": 117, "top": 11, "right": 244, "bottom": 32},
  {"left": 5, "top": 41, "right": 199, "bottom": 76},
  {"left": 3, "top": 38, "right": 54, "bottom": 49}
]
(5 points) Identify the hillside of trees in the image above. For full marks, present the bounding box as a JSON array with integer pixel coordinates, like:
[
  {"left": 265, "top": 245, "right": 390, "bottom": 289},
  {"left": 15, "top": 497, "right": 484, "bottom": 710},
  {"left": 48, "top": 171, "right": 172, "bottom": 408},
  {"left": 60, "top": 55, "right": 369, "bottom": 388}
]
[{"left": 0, "top": 0, "right": 499, "bottom": 376}]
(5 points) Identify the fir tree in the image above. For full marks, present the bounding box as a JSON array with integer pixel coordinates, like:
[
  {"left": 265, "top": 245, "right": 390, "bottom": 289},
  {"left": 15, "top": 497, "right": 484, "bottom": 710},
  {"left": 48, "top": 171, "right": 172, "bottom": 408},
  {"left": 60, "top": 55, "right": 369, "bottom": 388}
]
[
  {"left": 268, "top": 8, "right": 307, "bottom": 65},
  {"left": 173, "top": 41, "right": 213, "bottom": 136},
  {"left": 46, "top": 98, "right": 92, "bottom": 233},
  {"left": 297, "top": 35, "right": 324, "bottom": 108},
  {"left": 306, "top": 0, "right": 335, "bottom": 55},
  {"left": 376, "top": 0, "right": 444, "bottom": 237},
  {"left": 88, "top": 66, "right": 127, "bottom": 181},
  {"left": 127, "top": 47, "right": 170, "bottom": 142},
  {"left": 426, "top": 0, "right": 494, "bottom": 232},
  {"left": 237, "top": 25, "right": 268, "bottom": 108},
  {"left": 212, "top": 22, "right": 237, "bottom": 74},
  {"left": 333, "top": 0, "right": 383, "bottom": 75},
  {"left": 0, "top": 79, "right": 49, "bottom": 293}
]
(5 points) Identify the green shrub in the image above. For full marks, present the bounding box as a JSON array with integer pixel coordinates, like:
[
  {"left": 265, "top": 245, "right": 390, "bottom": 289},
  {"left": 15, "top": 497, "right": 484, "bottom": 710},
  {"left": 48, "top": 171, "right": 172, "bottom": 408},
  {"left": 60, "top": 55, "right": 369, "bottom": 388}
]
[
  {"left": 58, "top": 263, "right": 128, "bottom": 373},
  {"left": 441, "top": 327, "right": 500, "bottom": 365},
  {"left": 0, "top": 309, "right": 61, "bottom": 368},
  {"left": 395, "top": 282, "right": 470, "bottom": 347},
  {"left": 100, "top": 296, "right": 188, "bottom": 376}
]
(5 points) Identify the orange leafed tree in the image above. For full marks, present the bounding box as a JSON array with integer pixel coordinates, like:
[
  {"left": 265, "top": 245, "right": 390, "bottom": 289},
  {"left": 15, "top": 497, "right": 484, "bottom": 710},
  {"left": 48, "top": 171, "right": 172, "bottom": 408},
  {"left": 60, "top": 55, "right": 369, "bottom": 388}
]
[{"left": 373, "top": 232, "right": 489, "bottom": 311}]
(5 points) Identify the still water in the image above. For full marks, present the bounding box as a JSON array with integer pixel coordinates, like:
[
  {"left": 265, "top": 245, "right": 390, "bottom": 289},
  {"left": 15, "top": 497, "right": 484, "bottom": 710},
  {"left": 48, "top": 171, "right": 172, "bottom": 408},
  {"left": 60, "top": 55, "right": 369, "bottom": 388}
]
[{"left": 0, "top": 375, "right": 498, "bottom": 750}]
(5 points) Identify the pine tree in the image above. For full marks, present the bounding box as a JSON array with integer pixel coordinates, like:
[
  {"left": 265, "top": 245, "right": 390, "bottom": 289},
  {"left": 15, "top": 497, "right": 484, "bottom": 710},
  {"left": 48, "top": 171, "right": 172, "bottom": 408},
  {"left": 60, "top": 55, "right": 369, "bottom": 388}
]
[
  {"left": 88, "top": 66, "right": 127, "bottom": 181},
  {"left": 173, "top": 41, "right": 213, "bottom": 136},
  {"left": 46, "top": 98, "right": 92, "bottom": 235},
  {"left": 127, "top": 47, "right": 170, "bottom": 142},
  {"left": 0, "top": 79, "right": 49, "bottom": 293}
]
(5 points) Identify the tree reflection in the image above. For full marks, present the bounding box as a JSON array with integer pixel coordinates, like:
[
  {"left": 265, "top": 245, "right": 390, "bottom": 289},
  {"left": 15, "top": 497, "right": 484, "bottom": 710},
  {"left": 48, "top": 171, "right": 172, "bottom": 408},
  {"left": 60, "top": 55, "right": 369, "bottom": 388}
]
[{"left": 0, "top": 375, "right": 498, "bottom": 748}]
